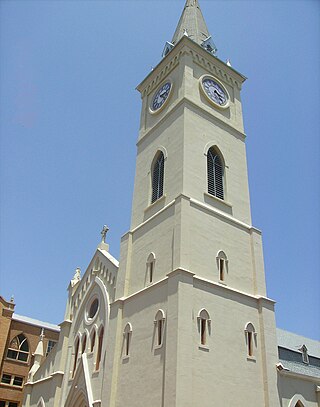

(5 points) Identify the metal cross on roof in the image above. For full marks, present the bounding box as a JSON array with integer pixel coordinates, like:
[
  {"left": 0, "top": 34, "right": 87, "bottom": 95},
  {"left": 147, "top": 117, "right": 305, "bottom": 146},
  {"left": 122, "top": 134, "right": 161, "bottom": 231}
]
[{"left": 101, "top": 225, "right": 109, "bottom": 243}]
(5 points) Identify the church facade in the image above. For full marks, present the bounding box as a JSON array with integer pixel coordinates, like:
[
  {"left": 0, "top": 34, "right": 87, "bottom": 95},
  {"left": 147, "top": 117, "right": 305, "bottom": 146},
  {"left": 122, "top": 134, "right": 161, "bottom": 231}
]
[{"left": 22, "top": 1, "right": 320, "bottom": 406}]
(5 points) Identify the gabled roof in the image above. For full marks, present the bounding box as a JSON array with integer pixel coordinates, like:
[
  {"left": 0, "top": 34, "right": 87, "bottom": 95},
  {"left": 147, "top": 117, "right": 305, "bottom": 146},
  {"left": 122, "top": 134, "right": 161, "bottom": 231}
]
[
  {"left": 277, "top": 328, "right": 320, "bottom": 358},
  {"left": 171, "top": 0, "right": 210, "bottom": 46},
  {"left": 13, "top": 313, "right": 60, "bottom": 332}
]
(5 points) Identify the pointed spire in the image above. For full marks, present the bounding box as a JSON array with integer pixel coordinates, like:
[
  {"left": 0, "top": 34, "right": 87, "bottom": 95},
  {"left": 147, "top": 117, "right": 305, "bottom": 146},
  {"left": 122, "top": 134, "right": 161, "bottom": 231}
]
[{"left": 172, "top": 0, "right": 210, "bottom": 46}]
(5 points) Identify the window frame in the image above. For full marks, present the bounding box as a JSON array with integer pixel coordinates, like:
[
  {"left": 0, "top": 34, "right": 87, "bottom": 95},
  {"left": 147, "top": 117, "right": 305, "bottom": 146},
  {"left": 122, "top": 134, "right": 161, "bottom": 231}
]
[
  {"left": 95, "top": 326, "right": 104, "bottom": 371},
  {"left": 46, "top": 340, "right": 57, "bottom": 356},
  {"left": 90, "top": 327, "right": 97, "bottom": 353},
  {"left": 6, "top": 333, "right": 29, "bottom": 363},
  {"left": 244, "top": 322, "right": 257, "bottom": 359},
  {"left": 123, "top": 323, "right": 132, "bottom": 359},
  {"left": 1, "top": 373, "right": 24, "bottom": 387},
  {"left": 81, "top": 333, "right": 87, "bottom": 354},
  {"left": 154, "top": 310, "right": 166, "bottom": 349},
  {"left": 216, "top": 250, "right": 228, "bottom": 282},
  {"left": 146, "top": 253, "right": 156, "bottom": 286},
  {"left": 151, "top": 151, "right": 165, "bottom": 204},
  {"left": 197, "top": 309, "right": 211, "bottom": 349},
  {"left": 72, "top": 336, "right": 80, "bottom": 378},
  {"left": 207, "top": 146, "right": 225, "bottom": 200}
]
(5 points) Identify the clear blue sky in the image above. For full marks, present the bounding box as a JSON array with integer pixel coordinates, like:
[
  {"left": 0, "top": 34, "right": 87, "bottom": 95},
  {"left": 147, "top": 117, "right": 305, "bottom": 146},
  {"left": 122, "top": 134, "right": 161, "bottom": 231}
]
[{"left": 1, "top": 0, "right": 319, "bottom": 340}]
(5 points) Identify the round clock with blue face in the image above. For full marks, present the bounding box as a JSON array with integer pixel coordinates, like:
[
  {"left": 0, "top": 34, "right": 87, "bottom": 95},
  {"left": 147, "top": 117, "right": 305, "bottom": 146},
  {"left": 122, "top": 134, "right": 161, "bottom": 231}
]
[
  {"left": 200, "top": 76, "right": 229, "bottom": 108},
  {"left": 150, "top": 81, "right": 172, "bottom": 113}
]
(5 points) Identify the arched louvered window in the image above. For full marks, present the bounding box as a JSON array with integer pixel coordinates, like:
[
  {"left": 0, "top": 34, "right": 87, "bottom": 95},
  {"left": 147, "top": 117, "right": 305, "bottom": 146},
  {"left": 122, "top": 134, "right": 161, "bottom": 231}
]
[
  {"left": 151, "top": 152, "right": 164, "bottom": 203},
  {"left": 207, "top": 147, "right": 224, "bottom": 200}
]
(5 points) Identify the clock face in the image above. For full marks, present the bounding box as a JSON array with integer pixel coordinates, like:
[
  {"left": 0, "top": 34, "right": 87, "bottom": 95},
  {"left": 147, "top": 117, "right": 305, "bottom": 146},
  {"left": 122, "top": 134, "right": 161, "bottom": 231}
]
[
  {"left": 201, "top": 77, "right": 228, "bottom": 107},
  {"left": 151, "top": 82, "right": 172, "bottom": 112}
]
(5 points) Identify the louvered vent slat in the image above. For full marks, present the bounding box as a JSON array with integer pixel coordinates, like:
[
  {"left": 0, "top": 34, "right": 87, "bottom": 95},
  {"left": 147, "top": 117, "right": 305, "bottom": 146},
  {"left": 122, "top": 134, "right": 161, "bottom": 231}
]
[
  {"left": 207, "top": 148, "right": 224, "bottom": 200},
  {"left": 151, "top": 152, "right": 165, "bottom": 203}
]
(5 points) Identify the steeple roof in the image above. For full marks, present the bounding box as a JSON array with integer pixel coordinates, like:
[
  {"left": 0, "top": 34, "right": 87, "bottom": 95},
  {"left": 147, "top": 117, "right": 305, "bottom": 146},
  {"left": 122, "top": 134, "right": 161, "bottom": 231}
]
[{"left": 172, "top": 0, "right": 210, "bottom": 46}]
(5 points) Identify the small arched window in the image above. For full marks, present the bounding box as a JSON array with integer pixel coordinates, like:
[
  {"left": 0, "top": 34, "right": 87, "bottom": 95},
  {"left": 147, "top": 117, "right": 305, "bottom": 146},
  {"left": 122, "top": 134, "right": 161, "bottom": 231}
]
[
  {"left": 81, "top": 334, "right": 87, "bottom": 354},
  {"left": 154, "top": 310, "right": 165, "bottom": 347},
  {"left": 197, "top": 309, "right": 211, "bottom": 346},
  {"left": 7, "top": 333, "right": 29, "bottom": 362},
  {"left": 216, "top": 250, "right": 228, "bottom": 282},
  {"left": 90, "top": 329, "right": 96, "bottom": 353},
  {"left": 244, "top": 322, "right": 257, "bottom": 357},
  {"left": 151, "top": 151, "right": 165, "bottom": 203},
  {"left": 146, "top": 253, "right": 156, "bottom": 285},
  {"left": 95, "top": 326, "right": 104, "bottom": 371},
  {"left": 207, "top": 147, "right": 224, "bottom": 200},
  {"left": 72, "top": 337, "right": 80, "bottom": 377},
  {"left": 123, "top": 323, "right": 132, "bottom": 357}
]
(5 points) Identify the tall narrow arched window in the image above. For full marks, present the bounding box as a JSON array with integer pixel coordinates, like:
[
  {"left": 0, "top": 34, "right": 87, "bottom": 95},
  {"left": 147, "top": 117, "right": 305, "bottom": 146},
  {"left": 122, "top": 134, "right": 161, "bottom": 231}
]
[
  {"left": 72, "top": 337, "right": 80, "bottom": 377},
  {"left": 244, "top": 322, "right": 257, "bottom": 357},
  {"left": 7, "top": 333, "right": 29, "bottom": 362},
  {"left": 154, "top": 310, "right": 166, "bottom": 347},
  {"left": 151, "top": 151, "right": 165, "bottom": 203},
  {"left": 95, "top": 326, "right": 104, "bottom": 371},
  {"left": 81, "top": 334, "right": 87, "bottom": 354},
  {"left": 197, "top": 309, "right": 211, "bottom": 346},
  {"left": 207, "top": 147, "right": 224, "bottom": 200},
  {"left": 146, "top": 253, "right": 156, "bottom": 285},
  {"left": 123, "top": 323, "right": 132, "bottom": 358},
  {"left": 216, "top": 250, "right": 228, "bottom": 282},
  {"left": 90, "top": 329, "right": 96, "bottom": 353}
]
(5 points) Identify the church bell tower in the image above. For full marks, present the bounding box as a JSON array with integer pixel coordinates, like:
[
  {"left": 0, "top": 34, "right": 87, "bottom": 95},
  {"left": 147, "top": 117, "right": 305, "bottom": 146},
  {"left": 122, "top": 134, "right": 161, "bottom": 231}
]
[{"left": 105, "top": 1, "right": 280, "bottom": 406}]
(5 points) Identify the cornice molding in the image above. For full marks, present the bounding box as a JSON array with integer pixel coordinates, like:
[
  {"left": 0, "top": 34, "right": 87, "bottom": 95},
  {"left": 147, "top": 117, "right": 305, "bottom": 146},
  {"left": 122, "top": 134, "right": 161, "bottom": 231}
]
[
  {"left": 137, "top": 50, "right": 184, "bottom": 98},
  {"left": 137, "top": 36, "right": 246, "bottom": 97},
  {"left": 189, "top": 48, "right": 243, "bottom": 90},
  {"left": 112, "top": 267, "right": 273, "bottom": 306}
]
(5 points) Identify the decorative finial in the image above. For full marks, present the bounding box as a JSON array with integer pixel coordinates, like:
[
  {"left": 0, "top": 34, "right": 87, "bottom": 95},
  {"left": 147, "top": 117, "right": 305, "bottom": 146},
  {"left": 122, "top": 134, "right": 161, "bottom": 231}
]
[
  {"left": 71, "top": 267, "right": 81, "bottom": 287},
  {"left": 101, "top": 225, "right": 109, "bottom": 243},
  {"left": 226, "top": 59, "right": 232, "bottom": 67},
  {"left": 10, "top": 295, "right": 14, "bottom": 303},
  {"left": 40, "top": 328, "right": 45, "bottom": 341}
]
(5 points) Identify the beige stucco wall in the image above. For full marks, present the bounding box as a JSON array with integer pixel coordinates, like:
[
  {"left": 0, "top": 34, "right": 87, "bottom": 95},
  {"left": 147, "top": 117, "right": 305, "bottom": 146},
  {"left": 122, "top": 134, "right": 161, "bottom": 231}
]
[{"left": 278, "top": 374, "right": 320, "bottom": 406}]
